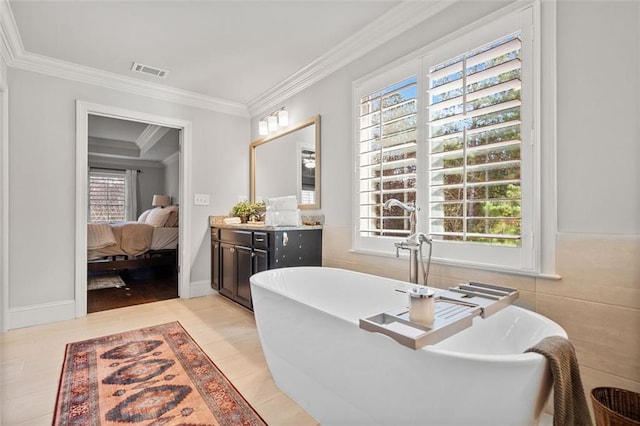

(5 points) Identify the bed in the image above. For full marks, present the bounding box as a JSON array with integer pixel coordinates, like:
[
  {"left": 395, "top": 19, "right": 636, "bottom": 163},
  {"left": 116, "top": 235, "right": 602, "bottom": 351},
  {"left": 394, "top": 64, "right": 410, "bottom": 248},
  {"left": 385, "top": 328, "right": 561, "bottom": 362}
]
[{"left": 87, "top": 206, "right": 179, "bottom": 273}]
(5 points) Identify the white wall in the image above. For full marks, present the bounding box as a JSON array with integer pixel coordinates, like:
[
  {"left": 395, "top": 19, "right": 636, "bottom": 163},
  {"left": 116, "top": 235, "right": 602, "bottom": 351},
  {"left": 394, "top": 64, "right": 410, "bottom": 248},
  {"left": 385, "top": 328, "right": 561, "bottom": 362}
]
[
  {"left": 555, "top": 0, "right": 639, "bottom": 234},
  {"left": 0, "top": 55, "right": 7, "bottom": 333},
  {"left": 136, "top": 166, "right": 166, "bottom": 214},
  {"left": 164, "top": 153, "right": 180, "bottom": 206},
  {"left": 6, "top": 67, "right": 249, "bottom": 322}
]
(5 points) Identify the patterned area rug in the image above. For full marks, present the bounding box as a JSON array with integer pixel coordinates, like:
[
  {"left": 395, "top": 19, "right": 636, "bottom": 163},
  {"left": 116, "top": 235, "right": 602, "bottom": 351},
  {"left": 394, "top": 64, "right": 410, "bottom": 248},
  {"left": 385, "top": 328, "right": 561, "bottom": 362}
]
[
  {"left": 53, "top": 321, "right": 267, "bottom": 425},
  {"left": 87, "top": 273, "right": 126, "bottom": 291}
]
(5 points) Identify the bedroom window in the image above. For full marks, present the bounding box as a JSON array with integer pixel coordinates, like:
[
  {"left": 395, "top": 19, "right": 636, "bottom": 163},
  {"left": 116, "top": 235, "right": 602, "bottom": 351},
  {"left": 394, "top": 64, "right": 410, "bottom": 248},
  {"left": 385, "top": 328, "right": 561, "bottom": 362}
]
[
  {"left": 353, "top": 6, "right": 538, "bottom": 273},
  {"left": 89, "top": 170, "right": 126, "bottom": 223}
]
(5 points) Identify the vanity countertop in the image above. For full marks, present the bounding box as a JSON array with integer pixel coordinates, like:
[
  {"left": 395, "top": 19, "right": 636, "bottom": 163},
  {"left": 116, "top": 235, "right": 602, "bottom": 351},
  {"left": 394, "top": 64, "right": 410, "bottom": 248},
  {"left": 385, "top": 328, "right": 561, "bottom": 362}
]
[{"left": 209, "top": 216, "right": 322, "bottom": 231}]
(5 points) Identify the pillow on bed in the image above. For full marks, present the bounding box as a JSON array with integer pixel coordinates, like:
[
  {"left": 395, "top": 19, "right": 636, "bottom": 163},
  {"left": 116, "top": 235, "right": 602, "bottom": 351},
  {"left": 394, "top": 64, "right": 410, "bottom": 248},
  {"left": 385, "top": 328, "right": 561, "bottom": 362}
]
[
  {"left": 164, "top": 207, "right": 179, "bottom": 227},
  {"left": 145, "top": 207, "right": 174, "bottom": 228},
  {"left": 138, "top": 209, "right": 153, "bottom": 223}
]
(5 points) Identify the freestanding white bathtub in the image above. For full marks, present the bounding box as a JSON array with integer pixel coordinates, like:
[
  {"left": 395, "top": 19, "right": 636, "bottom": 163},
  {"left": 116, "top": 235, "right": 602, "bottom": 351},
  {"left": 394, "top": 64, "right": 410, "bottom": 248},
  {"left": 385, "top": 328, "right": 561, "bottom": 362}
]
[{"left": 250, "top": 267, "right": 566, "bottom": 426}]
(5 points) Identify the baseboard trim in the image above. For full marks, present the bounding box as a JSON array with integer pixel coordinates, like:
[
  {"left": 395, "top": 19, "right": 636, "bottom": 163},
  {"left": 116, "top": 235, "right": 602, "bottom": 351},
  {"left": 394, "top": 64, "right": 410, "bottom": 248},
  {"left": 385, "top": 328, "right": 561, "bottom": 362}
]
[
  {"left": 7, "top": 299, "right": 75, "bottom": 330},
  {"left": 190, "top": 280, "right": 216, "bottom": 298},
  {"left": 6, "top": 281, "right": 215, "bottom": 330}
]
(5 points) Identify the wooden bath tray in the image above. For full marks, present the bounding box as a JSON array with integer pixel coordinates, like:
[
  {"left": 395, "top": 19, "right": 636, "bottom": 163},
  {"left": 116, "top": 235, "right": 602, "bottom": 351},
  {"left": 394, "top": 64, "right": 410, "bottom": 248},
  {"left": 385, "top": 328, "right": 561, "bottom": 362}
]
[{"left": 359, "top": 282, "right": 519, "bottom": 350}]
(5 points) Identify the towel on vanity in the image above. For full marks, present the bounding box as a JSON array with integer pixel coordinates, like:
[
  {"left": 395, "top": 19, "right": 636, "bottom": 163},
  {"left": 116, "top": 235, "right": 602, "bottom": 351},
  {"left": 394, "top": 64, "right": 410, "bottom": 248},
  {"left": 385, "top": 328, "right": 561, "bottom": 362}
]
[
  {"left": 526, "top": 335, "right": 592, "bottom": 426},
  {"left": 265, "top": 195, "right": 298, "bottom": 211},
  {"left": 264, "top": 209, "right": 301, "bottom": 227}
]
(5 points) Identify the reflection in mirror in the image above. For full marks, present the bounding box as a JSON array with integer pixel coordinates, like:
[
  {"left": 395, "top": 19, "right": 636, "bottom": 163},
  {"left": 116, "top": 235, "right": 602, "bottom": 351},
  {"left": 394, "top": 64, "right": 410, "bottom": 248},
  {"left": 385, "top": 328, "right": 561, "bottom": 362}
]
[{"left": 251, "top": 116, "right": 320, "bottom": 209}]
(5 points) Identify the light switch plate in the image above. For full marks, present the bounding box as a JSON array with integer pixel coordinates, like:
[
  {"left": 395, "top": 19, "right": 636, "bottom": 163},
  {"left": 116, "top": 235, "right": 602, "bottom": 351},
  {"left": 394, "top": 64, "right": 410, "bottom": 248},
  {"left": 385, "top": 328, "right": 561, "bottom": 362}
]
[{"left": 194, "top": 194, "right": 209, "bottom": 206}]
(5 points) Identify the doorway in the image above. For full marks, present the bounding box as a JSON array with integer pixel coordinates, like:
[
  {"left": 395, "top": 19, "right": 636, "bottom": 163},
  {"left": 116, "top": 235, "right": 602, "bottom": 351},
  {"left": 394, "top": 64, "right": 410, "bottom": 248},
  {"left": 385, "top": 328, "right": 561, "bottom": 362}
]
[
  {"left": 87, "top": 115, "right": 179, "bottom": 312},
  {"left": 75, "top": 101, "right": 193, "bottom": 317}
]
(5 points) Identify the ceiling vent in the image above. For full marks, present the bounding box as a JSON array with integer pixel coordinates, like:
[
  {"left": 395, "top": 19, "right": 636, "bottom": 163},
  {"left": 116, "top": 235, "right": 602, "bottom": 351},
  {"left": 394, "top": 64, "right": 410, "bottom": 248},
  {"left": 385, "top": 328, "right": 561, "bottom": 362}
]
[{"left": 130, "top": 62, "right": 169, "bottom": 78}]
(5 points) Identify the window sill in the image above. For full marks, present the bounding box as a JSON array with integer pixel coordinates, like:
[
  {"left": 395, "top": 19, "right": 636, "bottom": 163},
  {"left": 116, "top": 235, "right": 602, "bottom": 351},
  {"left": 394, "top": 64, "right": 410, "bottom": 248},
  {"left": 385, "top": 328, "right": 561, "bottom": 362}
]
[{"left": 349, "top": 248, "right": 561, "bottom": 280}]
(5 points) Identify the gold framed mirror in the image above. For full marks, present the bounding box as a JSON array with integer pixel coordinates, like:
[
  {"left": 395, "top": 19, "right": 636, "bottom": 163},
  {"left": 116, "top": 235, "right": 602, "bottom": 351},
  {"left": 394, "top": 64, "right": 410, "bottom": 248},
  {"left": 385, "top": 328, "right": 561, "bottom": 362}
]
[{"left": 250, "top": 115, "right": 320, "bottom": 210}]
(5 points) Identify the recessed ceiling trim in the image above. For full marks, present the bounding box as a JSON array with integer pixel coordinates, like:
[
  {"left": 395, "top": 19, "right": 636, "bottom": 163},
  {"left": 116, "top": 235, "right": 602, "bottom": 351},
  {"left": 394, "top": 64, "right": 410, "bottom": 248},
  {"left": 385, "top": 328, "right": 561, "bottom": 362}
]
[
  {"left": 247, "top": 0, "right": 457, "bottom": 117},
  {"left": 89, "top": 136, "right": 141, "bottom": 157},
  {"left": 136, "top": 124, "right": 170, "bottom": 156},
  {"left": 0, "top": 0, "right": 23, "bottom": 63},
  {"left": 88, "top": 153, "right": 165, "bottom": 169},
  {"left": 162, "top": 151, "right": 179, "bottom": 166}
]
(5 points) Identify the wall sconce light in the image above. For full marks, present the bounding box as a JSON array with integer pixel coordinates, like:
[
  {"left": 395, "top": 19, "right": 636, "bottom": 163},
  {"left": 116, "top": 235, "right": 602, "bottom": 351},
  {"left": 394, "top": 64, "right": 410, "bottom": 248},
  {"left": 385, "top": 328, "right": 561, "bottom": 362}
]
[
  {"left": 277, "top": 109, "right": 289, "bottom": 127},
  {"left": 258, "top": 120, "right": 268, "bottom": 136},
  {"left": 258, "top": 107, "right": 288, "bottom": 136},
  {"left": 268, "top": 115, "right": 278, "bottom": 131}
]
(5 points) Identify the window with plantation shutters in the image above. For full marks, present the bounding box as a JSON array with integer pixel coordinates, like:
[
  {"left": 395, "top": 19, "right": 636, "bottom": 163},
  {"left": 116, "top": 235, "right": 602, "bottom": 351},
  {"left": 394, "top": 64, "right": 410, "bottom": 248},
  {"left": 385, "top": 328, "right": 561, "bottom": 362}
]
[
  {"left": 89, "top": 170, "right": 126, "bottom": 223},
  {"left": 357, "top": 75, "right": 417, "bottom": 238},
  {"left": 426, "top": 33, "right": 523, "bottom": 246},
  {"left": 353, "top": 6, "right": 539, "bottom": 272}
]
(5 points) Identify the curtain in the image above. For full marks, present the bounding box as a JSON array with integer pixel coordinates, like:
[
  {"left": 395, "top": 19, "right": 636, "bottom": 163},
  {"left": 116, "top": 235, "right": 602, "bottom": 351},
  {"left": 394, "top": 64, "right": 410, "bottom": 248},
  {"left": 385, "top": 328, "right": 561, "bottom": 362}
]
[{"left": 125, "top": 169, "right": 139, "bottom": 221}]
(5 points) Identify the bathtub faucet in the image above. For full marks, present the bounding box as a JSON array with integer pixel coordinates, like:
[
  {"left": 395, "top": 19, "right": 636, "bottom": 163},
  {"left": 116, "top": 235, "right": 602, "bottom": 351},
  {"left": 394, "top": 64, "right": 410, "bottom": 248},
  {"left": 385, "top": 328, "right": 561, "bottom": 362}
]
[
  {"left": 383, "top": 199, "right": 432, "bottom": 285},
  {"left": 383, "top": 199, "right": 417, "bottom": 238}
]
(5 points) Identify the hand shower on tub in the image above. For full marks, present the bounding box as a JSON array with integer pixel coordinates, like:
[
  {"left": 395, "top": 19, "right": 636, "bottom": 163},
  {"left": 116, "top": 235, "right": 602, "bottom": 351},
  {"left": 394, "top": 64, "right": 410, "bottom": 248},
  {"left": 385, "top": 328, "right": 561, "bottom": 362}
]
[{"left": 383, "top": 199, "right": 433, "bottom": 285}]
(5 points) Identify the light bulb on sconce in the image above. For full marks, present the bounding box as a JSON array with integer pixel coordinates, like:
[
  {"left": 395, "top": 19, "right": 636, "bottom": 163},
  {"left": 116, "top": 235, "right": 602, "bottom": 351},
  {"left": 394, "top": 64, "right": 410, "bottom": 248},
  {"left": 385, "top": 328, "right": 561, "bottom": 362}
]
[
  {"left": 258, "top": 107, "right": 289, "bottom": 136},
  {"left": 258, "top": 120, "right": 268, "bottom": 136},
  {"left": 277, "top": 109, "right": 289, "bottom": 127},
  {"left": 267, "top": 115, "right": 278, "bottom": 131}
]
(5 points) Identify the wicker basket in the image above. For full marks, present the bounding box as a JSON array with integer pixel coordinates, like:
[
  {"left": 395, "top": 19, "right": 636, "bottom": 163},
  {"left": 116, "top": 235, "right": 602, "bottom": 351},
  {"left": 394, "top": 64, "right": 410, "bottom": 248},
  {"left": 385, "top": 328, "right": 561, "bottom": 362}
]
[{"left": 591, "top": 387, "right": 640, "bottom": 426}]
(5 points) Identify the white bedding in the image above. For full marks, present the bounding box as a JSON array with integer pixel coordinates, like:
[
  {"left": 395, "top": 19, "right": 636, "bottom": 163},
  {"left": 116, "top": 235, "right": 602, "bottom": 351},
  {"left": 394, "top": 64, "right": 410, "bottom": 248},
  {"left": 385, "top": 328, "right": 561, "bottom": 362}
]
[
  {"left": 87, "top": 222, "right": 178, "bottom": 260},
  {"left": 150, "top": 227, "right": 179, "bottom": 250},
  {"left": 87, "top": 223, "right": 117, "bottom": 250}
]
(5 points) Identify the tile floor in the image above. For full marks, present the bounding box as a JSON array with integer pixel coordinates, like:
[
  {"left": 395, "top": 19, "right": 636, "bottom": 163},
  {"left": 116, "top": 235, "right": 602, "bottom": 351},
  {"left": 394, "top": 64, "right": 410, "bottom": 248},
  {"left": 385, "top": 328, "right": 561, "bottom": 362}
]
[{"left": 0, "top": 294, "right": 319, "bottom": 425}]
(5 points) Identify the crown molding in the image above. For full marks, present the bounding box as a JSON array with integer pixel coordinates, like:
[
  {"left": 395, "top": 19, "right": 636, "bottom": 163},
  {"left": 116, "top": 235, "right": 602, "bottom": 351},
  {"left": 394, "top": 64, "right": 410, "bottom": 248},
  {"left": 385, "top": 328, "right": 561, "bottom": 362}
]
[
  {"left": 10, "top": 51, "right": 250, "bottom": 117},
  {"left": 89, "top": 136, "right": 140, "bottom": 157},
  {"left": 137, "top": 124, "right": 170, "bottom": 156},
  {"left": 0, "top": 0, "right": 22, "bottom": 64},
  {"left": 89, "top": 153, "right": 165, "bottom": 169},
  {"left": 162, "top": 151, "right": 180, "bottom": 166},
  {"left": 247, "top": 0, "right": 457, "bottom": 117},
  {"left": 0, "top": 0, "right": 249, "bottom": 117}
]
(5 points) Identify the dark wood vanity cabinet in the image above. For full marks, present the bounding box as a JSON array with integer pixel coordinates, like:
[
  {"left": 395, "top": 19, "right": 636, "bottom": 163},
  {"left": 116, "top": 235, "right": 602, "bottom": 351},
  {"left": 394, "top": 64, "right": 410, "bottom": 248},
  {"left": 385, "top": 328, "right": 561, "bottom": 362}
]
[{"left": 211, "top": 225, "right": 322, "bottom": 309}]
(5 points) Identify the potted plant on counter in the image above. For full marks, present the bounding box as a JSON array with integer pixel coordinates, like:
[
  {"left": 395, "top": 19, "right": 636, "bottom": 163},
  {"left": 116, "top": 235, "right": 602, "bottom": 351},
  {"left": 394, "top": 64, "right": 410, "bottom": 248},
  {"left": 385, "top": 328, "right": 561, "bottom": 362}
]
[{"left": 230, "top": 201, "right": 265, "bottom": 223}]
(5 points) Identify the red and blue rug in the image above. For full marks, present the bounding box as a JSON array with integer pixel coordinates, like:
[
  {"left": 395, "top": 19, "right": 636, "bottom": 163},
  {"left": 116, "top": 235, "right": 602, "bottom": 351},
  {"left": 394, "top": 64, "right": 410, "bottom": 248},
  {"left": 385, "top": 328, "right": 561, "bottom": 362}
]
[{"left": 53, "top": 321, "right": 267, "bottom": 425}]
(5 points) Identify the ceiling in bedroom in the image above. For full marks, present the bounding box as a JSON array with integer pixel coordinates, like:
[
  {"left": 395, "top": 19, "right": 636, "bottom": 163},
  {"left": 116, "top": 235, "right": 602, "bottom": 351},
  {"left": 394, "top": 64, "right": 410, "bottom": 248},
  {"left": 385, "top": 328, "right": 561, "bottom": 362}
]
[
  {"left": 8, "top": 0, "right": 400, "bottom": 107},
  {"left": 88, "top": 115, "right": 179, "bottom": 164}
]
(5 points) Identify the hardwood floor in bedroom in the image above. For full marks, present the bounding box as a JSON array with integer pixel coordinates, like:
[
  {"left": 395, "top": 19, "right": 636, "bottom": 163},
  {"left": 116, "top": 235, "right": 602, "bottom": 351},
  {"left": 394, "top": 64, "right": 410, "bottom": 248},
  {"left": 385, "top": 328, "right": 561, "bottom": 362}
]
[
  {"left": 0, "top": 295, "right": 318, "bottom": 425},
  {"left": 87, "top": 265, "right": 178, "bottom": 313}
]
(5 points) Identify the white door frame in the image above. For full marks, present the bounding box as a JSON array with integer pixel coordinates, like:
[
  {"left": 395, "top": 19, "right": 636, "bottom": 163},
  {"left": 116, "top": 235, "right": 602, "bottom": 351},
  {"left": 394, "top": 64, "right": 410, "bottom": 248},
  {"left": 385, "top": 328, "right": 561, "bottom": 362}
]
[
  {"left": 75, "top": 100, "right": 192, "bottom": 317},
  {"left": 1, "top": 85, "right": 7, "bottom": 332}
]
